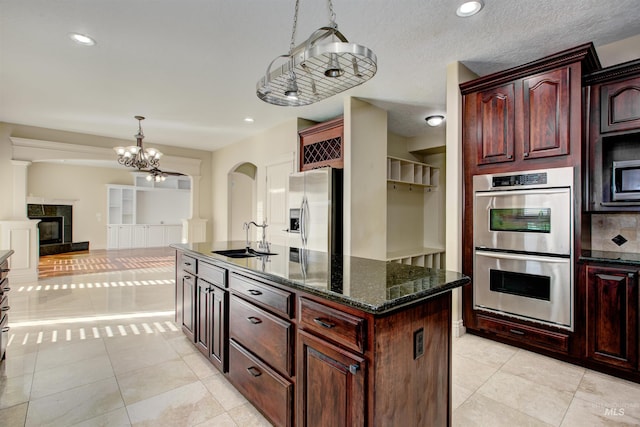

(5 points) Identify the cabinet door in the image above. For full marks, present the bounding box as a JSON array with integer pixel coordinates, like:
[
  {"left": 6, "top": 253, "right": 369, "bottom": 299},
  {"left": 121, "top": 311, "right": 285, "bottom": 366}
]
[
  {"left": 181, "top": 273, "right": 195, "bottom": 341},
  {"left": 297, "top": 330, "right": 365, "bottom": 427},
  {"left": 475, "top": 83, "right": 516, "bottom": 165},
  {"left": 106, "top": 226, "right": 119, "bottom": 249},
  {"left": 210, "top": 286, "right": 227, "bottom": 372},
  {"left": 522, "top": 67, "right": 570, "bottom": 159},
  {"left": 132, "top": 225, "right": 147, "bottom": 248},
  {"left": 600, "top": 76, "right": 640, "bottom": 133},
  {"left": 147, "top": 225, "right": 165, "bottom": 247},
  {"left": 586, "top": 265, "right": 638, "bottom": 369},
  {"left": 195, "top": 279, "right": 211, "bottom": 356},
  {"left": 117, "top": 225, "right": 132, "bottom": 249}
]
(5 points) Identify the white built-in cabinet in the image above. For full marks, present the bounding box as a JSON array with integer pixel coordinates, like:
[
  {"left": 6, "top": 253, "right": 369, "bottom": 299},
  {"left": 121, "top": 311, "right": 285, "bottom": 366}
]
[
  {"left": 386, "top": 155, "right": 445, "bottom": 269},
  {"left": 106, "top": 174, "right": 191, "bottom": 249}
]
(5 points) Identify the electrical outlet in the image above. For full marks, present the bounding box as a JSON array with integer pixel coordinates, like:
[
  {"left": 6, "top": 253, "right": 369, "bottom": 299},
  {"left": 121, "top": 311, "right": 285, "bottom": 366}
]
[{"left": 414, "top": 328, "right": 424, "bottom": 359}]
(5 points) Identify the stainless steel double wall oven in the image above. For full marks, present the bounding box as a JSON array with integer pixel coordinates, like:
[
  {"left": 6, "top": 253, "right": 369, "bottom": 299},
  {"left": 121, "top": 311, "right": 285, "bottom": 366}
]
[{"left": 473, "top": 167, "right": 574, "bottom": 330}]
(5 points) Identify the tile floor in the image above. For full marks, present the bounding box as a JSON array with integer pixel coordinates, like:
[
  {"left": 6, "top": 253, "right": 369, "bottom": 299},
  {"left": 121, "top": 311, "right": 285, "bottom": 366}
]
[{"left": 1, "top": 263, "right": 640, "bottom": 426}]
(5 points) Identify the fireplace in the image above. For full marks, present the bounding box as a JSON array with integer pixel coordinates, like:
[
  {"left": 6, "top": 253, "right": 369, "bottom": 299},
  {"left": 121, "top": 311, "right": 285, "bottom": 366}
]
[{"left": 33, "top": 216, "right": 64, "bottom": 245}]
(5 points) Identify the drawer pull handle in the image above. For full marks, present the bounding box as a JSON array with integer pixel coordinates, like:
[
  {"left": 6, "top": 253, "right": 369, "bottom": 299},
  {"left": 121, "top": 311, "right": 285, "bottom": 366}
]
[
  {"left": 509, "top": 329, "right": 524, "bottom": 335},
  {"left": 1, "top": 306, "right": 9, "bottom": 312},
  {"left": 248, "top": 289, "right": 262, "bottom": 296},
  {"left": 349, "top": 364, "right": 359, "bottom": 375},
  {"left": 184, "top": 262, "right": 192, "bottom": 266},
  {"left": 247, "top": 316, "right": 262, "bottom": 324},
  {"left": 184, "top": 275, "right": 191, "bottom": 280},
  {"left": 0, "top": 269, "right": 9, "bottom": 273},
  {"left": 247, "top": 366, "right": 262, "bottom": 377},
  {"left": 1, "top": 327, "right": 8, "bottom": 333},
  {"left": 313, "top": 318, "right": 335, "bottom": 329},
  {"left": 2, "top": 287, "right": 9, "bottom": 292}
]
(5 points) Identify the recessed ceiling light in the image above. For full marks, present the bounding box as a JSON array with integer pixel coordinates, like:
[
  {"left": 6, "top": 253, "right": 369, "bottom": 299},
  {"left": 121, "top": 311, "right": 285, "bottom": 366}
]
[
  {"left": 68, "top": 32, "right": 96, "bottom": 46},
  {"left": 426, "top": 115, "right": 445, "bottom": 127},
  {"left": 456, "top": 1, "right": 484, "bottom": 17},
  {"left": 243, "top": 117, "right": 254, "bottom": 123}
]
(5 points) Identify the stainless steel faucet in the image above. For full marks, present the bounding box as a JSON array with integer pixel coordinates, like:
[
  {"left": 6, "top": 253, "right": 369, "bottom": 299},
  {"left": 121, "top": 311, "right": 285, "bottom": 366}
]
[{"left": 243, "top": 220, "right": 269, "bottom": 251}]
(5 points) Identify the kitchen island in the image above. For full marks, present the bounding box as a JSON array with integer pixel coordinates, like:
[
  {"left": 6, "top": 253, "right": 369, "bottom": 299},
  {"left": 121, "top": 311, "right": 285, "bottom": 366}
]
[{"left": 172, "top": 241, "right": 469, "bottom": 427}]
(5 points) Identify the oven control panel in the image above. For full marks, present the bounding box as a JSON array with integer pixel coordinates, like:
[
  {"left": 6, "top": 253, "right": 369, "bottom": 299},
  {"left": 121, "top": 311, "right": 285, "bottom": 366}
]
[{"left": 492, "top": 172, "right": 547, "bottom": 188}]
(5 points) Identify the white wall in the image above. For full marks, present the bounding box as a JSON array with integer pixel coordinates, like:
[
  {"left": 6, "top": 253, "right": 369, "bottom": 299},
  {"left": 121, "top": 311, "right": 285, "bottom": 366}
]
[
  {"left": 228, "top": 171, "right": 255, "bottom": 241},
  {"left": 210, "top": 119, "right": 298, "bottom": 242},
  {"left": 136, "top": 189, "right": 191, "bottom": 225},
  {"left": 344, "top": 98, "right": 388, "bottom": 260}
]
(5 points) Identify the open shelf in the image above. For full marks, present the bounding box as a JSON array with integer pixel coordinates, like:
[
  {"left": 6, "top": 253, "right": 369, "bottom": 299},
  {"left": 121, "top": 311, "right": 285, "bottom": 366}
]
[
  {"left": 387, "top": 247, "right": 446, "bottom": 269},
  {"left": 387, "top": 156, "right": 439, "bottom": 189}
]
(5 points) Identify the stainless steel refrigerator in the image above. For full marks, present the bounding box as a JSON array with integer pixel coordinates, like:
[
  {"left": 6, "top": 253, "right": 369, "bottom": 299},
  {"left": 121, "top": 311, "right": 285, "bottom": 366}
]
[{"left": 287, "top": 167, "right": 343, "bottom": 254}]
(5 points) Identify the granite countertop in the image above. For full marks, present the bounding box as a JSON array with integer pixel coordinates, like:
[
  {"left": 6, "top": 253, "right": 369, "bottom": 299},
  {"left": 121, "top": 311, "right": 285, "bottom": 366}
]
[
  {"left": 580, "top": 250, "right": 640, "bottom": 267},
  {"left": 171, "top": 241, "right": 470, "bottom": 315},
  {"left": 0, "top": 250, "right": 14, "bottom": 265}
]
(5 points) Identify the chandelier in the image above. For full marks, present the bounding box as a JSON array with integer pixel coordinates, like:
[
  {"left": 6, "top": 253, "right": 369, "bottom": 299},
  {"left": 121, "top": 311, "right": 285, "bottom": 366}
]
[
  {"left": 256, "top": 0, "right": 377, "bottom": 107},
  {"left": 113, "top": 116, "right": 163, "bottom": 170}
]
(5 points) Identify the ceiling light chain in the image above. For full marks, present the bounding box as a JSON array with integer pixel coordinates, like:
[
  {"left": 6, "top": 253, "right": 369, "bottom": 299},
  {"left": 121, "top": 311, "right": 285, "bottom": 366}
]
[{"left": 256, "top": 0, "right": 377, "bottom": 107}]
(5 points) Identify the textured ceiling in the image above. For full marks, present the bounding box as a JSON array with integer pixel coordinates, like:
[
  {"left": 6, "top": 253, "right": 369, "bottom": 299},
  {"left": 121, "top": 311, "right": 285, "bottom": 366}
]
[{"left": 1, "top": 0, "right": 640, "bottom": 152}]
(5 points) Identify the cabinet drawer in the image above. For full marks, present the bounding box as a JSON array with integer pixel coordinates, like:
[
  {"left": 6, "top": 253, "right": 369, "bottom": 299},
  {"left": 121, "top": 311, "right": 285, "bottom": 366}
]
[
  {"left": 230, "top": 274, "right": 293, "bottom": 318},
  {"left": 0, "top": 278, "right": 8, "bottom": 297},
  {"left": 299, "top": 298, "right": 366, "bottom": 353},
  {"left": 477, "top": 314, "right": 569, "bottom": 353},
  {"left": 0, "top": 294, "right": 8, "bottom": 315},
  {"left": 228, "top": 339, "right": 293, "bottom": 427},
  {"left": 199, "top": 262, "right": 226, "bottom": 288},
  {"left": 230, "top": 295, "right": 293, "bottom": 376},
  {"left": 180, "top": 254, "right": 197, "bottom": 275}
]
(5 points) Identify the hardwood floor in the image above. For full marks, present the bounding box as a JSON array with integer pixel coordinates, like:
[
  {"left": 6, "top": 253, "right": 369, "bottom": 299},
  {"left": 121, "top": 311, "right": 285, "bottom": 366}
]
[{"left": 38, "top": 247, "right": 175, "bottom": 278}]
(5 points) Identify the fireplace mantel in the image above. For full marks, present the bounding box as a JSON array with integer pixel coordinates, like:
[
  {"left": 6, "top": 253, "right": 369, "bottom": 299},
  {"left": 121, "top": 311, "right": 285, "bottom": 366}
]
[{"left": 26, "top": 197, "right": 77, "bottom": 206}]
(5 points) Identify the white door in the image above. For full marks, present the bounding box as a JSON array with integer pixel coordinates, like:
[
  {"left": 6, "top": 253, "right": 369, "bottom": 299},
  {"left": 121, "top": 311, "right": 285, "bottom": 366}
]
[{"left": 265, "top": 156, "right": 294, "bottom": 247}]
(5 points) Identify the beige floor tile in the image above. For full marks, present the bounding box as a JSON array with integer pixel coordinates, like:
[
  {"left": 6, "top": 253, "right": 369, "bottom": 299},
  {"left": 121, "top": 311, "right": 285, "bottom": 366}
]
[
  {"left": 126, "top": 381, "right": 225, "bottom": 427},
  {"left": 0, "top": 373, "right": 33, "bottom": 410},
  {"left": 452, "top": 333, "right": 518, "bottom": 368},
  {"left": 452, "top": 383, "right": 474, "bottom": 410},
  {"left": 0, "top": 351, "right": 37, "bottom": 379},
  {"left": 561, "top": 396, "right": 640, "bottom": 426},
  {"left": 575, "top": 370, "right": 640, "bottom": 420},
  {"left": 453, "top": 393, "right": 553, "bottom": 427},
  {"left": 182, "top": 352, "right": 221, "bottom": 380},
  {"left": 70, "top": 407, "right": 132, "bottom": 427},
  {"left": 227, "top": 403, "right": 273, "bottom": 427},
  {"left": 25, "top": 377, "right": 124, "bottom": 427},
  {"left": 501, "top": 349, "right": 585, "bottom": 394},
  {"left": 452, "top": 353, "right": 499, "bottom": 392},
  {"left": 477, "top": 370, "right": 573, "bottom": 426},
  {"left": 202, "top": 374, "right": 248, "bottom": 411},
  {"left": 31, "top": 354, "right": 115, "bottom": 399},
  {"left": 107, "top": 338, "right": 179, "bottom": 375},
  {"left": 0, "top": 402, "right": 28, "bottom": 427},
  {"left": 34, "top": 338, "right": 107, "bottom": 371},
  {"left": 194, "top": 412, "right": 238, "bottom": 427},
  {"left": 117, "top": 358, "right": 199, "bottom": 405},
  {"left": 166, "top": 335, "right": 201, "bottom": 356}
]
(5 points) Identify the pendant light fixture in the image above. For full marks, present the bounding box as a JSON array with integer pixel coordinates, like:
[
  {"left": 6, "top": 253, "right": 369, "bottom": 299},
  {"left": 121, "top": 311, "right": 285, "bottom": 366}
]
[
  {"left": 257, "top": 0, "right": 377, "bottom": 107},
  {"left": 113, "top": 116, "right": 163, "bottom": 170}
]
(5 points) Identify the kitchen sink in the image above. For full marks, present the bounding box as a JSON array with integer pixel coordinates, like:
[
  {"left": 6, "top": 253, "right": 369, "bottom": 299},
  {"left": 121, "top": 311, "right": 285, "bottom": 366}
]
[{"left": 212, "top": 248, "right": 277, "bottom": 258}]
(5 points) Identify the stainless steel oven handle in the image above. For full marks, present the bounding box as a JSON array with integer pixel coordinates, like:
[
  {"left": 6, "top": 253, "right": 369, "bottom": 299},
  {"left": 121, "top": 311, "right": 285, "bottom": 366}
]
[
  {"left": 475, "top": 188, "right": 569, "bottom": 197},
  {"left": 475, "top": 250, "right": 570, "bottom": 263}
]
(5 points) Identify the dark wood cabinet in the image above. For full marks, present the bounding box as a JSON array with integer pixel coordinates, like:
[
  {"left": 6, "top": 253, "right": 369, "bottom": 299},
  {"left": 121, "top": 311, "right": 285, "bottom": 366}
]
[
  {"left": 180, "top": 272, "right": 195, "bottom": 341},
  {"left": 298, "top": 117, "right": 344, "bottom": 171},
  {"left": 586, "top": 264, "right": 638, "bottom": 370},
  {"left": 585, "top": 59, "right": 640, "bottom": 211},
  {"left": 474, "top": 83, "right": 516, "bottom": 165},
  {"left": 296, "top": 330, "right": 365, "bottom": 427},
  {"left": 0, "top": 256, "right": 11, "bottom": 362},
  {"left": 210, "top": 285, "right": 226, "bottom": 369},
  {"left": 599, "top": 76, "right": 640, "bottom": 134},
  {"left": 522, "top": 67, "right": 571, "bottom": 159}
]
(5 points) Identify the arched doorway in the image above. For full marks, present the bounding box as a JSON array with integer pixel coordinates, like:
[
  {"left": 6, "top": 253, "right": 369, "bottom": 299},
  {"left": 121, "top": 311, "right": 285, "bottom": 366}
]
[{"left": 227, "top": 162, "right": 257, "bottom": 241}]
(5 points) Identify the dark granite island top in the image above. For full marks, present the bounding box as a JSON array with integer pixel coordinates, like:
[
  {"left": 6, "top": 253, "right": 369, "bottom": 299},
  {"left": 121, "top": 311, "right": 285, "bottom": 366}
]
[
  {"left": 171, "top": 241, "right": 469, "bottom": 315},
  {"left": 580, "top": 250, "right": 640, "bottom": 267}
]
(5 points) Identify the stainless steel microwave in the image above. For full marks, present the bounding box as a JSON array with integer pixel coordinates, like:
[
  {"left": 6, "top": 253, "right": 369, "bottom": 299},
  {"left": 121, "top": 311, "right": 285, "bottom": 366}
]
[{"left": 612, "top": 160, "right": 640, "bottom": 201}]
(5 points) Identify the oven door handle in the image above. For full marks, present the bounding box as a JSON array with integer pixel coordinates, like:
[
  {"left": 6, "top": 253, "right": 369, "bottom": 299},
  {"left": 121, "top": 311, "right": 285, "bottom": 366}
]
[
  {"left": 475, "top": 188, "right": 570, "bottom": 198},
  {"left": 475, "top": 250, "right": 570, "bottom": 263}
]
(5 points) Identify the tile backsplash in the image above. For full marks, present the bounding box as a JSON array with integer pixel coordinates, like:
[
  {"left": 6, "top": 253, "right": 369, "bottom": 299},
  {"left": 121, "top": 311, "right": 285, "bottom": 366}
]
[{"left": 591, "top": 213, "right": 640, "bottom": 254}]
